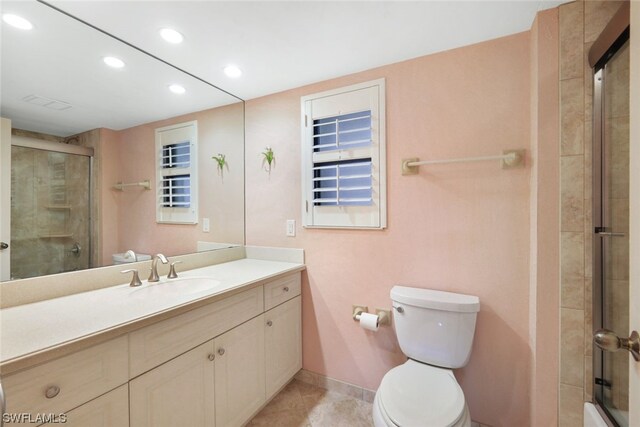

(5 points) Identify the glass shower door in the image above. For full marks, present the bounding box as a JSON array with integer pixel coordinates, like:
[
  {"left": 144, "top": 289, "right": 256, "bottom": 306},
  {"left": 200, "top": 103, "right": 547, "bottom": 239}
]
[
  {"left": 10, "top": 145, "right": 91, "bottom": 279},
  {"left": 593, "top": 39, "right": 630, "bottom": 426}
]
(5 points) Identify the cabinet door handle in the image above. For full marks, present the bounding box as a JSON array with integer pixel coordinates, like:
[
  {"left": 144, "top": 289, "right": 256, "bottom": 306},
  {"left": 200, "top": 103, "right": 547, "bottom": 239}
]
[
  {"left": 45, "top": 385, "right": 60, "bottom": 399},
  {"left": 217, "top": 348, "right": 225, "bottom": 356},
  {"left": 207, "top": 353, "right": 215, "bottom": 361},
  {"left": 283, "top": 286, "right": 289, "bottom": 292},
  {"left": 266, "top": 320, "right": 273, "bottom": 327}
]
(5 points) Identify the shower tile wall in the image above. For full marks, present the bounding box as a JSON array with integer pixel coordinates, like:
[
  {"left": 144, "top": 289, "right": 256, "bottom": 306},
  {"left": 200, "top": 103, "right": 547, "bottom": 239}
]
[
  {"left": 558, "top": 1, "right": 624, "bottom": 425},
  {"left": 10, "top": 145, "right": 90, "bottom": 279}
]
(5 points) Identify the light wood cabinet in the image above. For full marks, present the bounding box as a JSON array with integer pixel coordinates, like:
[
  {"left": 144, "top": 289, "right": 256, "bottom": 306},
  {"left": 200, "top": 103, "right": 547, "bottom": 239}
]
[
  {"left": 264, "top": 274, "right": 301, "bottom": 310},
  {"left": 129, "top": 286, "right": 263, "bottom": 377},
  {"left": 3, "top": 272, "right": 302, "bottom": 427},
  {"left": 129, "top": 341, "right": 216, "bottom": 427},
  {"left": 214, "top": 315, "right": 266, "bottom": 427},
  {"left": 2, "top": 335, "right": 128, "bottom": 421},
  {"left": 42, "top": 385, "right": 129, "bottom": 427},
  {"left": 265, "top": 296, "right": 302, "bottom": 397}
]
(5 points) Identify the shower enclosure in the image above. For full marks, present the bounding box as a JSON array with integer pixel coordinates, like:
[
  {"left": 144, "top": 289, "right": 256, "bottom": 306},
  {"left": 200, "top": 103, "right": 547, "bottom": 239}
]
[
  {"left": 591, "top": 14, "right": 632, "bottom": 427},
  {"left": 9, "top": 138, "right": 92, "bottom": 279}
]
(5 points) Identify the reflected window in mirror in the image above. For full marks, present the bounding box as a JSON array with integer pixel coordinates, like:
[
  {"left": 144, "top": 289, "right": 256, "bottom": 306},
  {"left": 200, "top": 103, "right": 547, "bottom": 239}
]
[{"left": 156, "top": 121, "right": 199, "bottom": 224}]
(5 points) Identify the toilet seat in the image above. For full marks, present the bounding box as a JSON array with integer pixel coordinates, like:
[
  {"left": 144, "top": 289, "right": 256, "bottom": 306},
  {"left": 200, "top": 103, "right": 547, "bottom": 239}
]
[{"left": 377, "top": 360, "right": 466, "bottom": 427}]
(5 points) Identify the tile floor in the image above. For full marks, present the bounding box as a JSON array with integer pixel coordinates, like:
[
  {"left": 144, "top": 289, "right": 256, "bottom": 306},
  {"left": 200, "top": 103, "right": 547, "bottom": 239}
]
[{"left": 247, "top": 379, "right": 374, "bottom": 427}]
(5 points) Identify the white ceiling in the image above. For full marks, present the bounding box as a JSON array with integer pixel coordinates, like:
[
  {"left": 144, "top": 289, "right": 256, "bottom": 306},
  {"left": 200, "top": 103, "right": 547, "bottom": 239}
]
[
  {"left": 1, "top": 1, "right": 240, "bottom": 136},
  {"left": 1, "top": 1, "right": 565, "bottom": 136},
  {"left": 50, "top": 0, "right": 565, "bottom": 101}
]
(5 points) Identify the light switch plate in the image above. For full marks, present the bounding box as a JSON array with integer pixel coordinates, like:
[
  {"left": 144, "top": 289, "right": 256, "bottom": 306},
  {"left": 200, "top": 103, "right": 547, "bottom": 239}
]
[
  {"left": 286, "top": 219, "right": 295, "bottom": 237},
  {"left": 203, "top": 218, "right": 210, "bottom": 232}
]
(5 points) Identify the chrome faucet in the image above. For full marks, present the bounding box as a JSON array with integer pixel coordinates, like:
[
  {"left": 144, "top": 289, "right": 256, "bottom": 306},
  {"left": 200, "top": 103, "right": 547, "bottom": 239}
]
[
  {"left": 125, "top": 249, "right": 138, "bottom": 262},
  {"left": 148, "top": 253, "right": 169, "bottom": 282}
]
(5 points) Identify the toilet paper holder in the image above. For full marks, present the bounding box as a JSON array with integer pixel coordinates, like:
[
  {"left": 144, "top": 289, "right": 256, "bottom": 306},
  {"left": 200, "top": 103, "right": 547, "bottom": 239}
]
[{"left": 352, "top": 305, "right": 391, "bottom": 326}]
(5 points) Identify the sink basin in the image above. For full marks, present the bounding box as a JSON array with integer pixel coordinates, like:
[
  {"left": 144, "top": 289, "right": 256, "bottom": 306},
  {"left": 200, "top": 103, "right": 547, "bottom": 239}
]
[{"left": 129, "top": 277, "right": 223, "bottom": 298}]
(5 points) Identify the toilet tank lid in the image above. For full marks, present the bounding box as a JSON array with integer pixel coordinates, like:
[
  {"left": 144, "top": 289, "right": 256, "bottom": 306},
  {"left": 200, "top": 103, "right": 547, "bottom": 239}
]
[{"left": 390, "top": 286, "right": 480, "bottom": 313}]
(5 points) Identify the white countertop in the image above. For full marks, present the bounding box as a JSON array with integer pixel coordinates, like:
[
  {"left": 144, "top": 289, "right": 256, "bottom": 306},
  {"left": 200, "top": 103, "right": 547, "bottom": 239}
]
[{"left": 0, "top": 258, "right": 304, "bottom": 370}]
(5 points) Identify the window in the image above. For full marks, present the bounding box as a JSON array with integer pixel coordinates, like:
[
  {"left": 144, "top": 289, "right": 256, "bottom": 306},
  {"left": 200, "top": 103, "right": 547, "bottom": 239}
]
[
  {"left": 155, "top": 121, "right": 198, "bottom": 224},
  {"left": 301, "top": 79, "right": 386, "bottom": 229}
]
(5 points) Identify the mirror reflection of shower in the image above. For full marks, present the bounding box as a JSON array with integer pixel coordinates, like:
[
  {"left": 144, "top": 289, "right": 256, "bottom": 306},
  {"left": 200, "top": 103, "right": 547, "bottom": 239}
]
[{"left": 10, "top": 133, "right": 92, "bottom": 279}]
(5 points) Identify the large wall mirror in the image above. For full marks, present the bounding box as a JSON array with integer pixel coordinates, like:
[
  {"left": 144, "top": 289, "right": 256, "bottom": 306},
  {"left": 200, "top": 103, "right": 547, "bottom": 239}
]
[{"left": 0, "top": 1, "right": 245, "bottom": 281}]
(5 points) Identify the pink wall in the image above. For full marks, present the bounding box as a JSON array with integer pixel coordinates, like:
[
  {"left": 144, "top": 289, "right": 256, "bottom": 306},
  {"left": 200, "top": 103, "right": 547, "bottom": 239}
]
[
  {"left": 246, "top": 32, "right": 536, "bottom": 426},
  {"left": 528, "top": 9, "right": 560, "bottom": 427},
  {"left": 99, "top": 103, "right": 244, "bottom": 263}
]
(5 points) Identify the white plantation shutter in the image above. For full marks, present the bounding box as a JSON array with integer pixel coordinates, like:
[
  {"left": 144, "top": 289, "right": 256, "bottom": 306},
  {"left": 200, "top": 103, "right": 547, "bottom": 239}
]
[
  {"left": 301, "top": 79, "right": 386, "bottom": 228},
  {"left": 155, "top": 121, "right": 198, "bottom": 224}
]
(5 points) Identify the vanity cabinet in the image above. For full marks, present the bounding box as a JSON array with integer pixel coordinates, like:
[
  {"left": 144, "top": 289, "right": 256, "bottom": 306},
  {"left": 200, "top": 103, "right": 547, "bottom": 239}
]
[
  {"left": 265, "top": 296, "right": 302, "bottom": 397},
  {"left": 2, "top": 271, "right": 302, "bottom": 427},
  {"left": 130, "top": 341, "right": 216, "bottom": 427},
  {"left": 214, "top": 315, "right": 266, "bottom": 427}
]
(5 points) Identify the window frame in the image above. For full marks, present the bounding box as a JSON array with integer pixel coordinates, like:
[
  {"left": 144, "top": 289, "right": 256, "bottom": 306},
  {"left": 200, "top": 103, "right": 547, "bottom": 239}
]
[
  {"left": 155, "top": 120, "right": 198, "bottom": 224},
  {"left": 300, "top": 78, "right": 387, "bottom": 229}
]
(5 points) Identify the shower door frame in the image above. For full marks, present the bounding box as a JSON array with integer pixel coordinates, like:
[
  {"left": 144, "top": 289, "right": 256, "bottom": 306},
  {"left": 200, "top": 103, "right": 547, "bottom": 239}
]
[
  {"left": 591, "top": 29, "right": 630, "bottom": 427},
  {"left": 9, "top": 136, "right": 94, "bottom": 277}
]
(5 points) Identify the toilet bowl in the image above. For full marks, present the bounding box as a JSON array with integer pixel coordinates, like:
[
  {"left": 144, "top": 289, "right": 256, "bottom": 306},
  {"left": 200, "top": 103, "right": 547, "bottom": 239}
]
[
  {"left": 372, "top": 360, "right": 470, "bottom": 427},
  {"left": 373, "top": 286, "right": 479, "bottom": 427}
]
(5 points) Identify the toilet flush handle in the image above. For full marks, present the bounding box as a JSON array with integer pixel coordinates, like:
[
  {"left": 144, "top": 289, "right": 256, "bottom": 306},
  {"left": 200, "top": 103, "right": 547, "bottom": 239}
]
[{"left": 394, "top": 306, "right": 404, "bottom": 314}]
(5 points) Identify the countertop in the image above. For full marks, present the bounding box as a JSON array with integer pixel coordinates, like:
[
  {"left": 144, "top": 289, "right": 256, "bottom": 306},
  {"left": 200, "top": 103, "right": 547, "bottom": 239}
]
[{"left": 0, "top": 258, "right": 304, "bottom": 374}]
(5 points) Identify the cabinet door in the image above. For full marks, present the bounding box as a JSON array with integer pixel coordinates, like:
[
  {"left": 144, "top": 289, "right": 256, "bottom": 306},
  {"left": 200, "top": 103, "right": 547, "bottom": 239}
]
[
  {"left": 265, "top": 296, "right": 302, "bottom": 397},
  {"left": 214, "top": 315, "right": 265, "bottom": 427},
  {"left": 130, "top": 341, "right": 215, "bottom": 427},
  {"left": 41, "top": 385, "right": 129, "bottom": 427}
]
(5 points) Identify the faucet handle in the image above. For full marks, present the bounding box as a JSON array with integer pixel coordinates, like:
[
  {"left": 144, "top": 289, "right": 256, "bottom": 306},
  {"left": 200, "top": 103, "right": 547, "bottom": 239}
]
[
  {"left": 168, "top": 261, "right": 183, "bottom": 279},
  {"left": 121, "top": 269, "right": 142, "bottom": 287}
]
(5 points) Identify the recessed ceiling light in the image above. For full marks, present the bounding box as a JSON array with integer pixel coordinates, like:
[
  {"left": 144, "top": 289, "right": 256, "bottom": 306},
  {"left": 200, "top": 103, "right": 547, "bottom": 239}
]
[
  {"left": 224, "top": 65, "right": 242, "bottom": 79},
  {"left": 160, "top": 28, "right": 184, "bottom": 44},
  {"left": 103, "top": 56, "right": 125, "bottom": 69},
  {"left": 169, "top": 84, "right": 186, "bottom": 94},
  {"left": 2, "top": 14, "right": 33, "bottom": 30}
]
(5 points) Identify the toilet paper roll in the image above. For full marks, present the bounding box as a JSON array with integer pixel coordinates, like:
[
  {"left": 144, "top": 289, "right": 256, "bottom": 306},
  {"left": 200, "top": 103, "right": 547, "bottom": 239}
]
[{"left": 359, "top": 312, "right": 380, "bottom": 331}]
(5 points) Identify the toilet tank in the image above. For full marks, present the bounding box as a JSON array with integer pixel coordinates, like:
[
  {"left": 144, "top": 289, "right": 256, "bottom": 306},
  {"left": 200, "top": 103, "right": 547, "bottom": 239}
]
[{"left": 391, "top": 286, "right": 480, "bottom": 369}]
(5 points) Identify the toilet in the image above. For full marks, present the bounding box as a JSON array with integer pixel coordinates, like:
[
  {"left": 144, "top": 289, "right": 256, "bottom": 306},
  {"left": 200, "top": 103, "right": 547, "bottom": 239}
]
[{"left": 373, "top": 286, "right": 480, "bottom": 427}]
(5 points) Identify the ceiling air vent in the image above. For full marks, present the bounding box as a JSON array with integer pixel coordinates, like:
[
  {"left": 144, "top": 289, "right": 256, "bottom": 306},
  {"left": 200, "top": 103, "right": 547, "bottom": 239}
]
[{"left": 22, "top": 95, "right": 72, "bottom": 111}]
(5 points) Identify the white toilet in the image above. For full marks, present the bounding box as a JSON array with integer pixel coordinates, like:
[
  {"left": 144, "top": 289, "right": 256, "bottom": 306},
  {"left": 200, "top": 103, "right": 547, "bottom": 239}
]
[{"left": 373, "top": 286, "right": 480, "bottom": 427}]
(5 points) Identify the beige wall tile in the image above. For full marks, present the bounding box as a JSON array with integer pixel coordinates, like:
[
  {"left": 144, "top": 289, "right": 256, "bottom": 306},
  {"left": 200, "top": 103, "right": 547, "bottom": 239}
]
[
  {"left": 561, "top": 308, "right": 585, "bottom": 386},
  {"left": 562, "top": 277, "right": 584, "bottom": 310},
  {"left": 584, "top": 277, "right": 593, "bottom": 357},
  {"left": 584, "top": 356, "right": 593, "bottom": 402},
  {"left": 561, "top": 79, "right": 585, "bottom": 155},
  {"left": 560, "top": 2, "right": 584, "bottom": 80},
  {"left": 584, "top": 200, "right": 593, "bottom": 279},
  {"left": 559, "top": 384, "right": 584, "bottom": 427},
  {"left": 561, "top": 232, "right": 584, "bottom": 282},
  {"left": 584, "top": 1, "right": 625, "bottom": 44},
  {"left": 561, "top": 156, "right": 585, "bottom": 231}
]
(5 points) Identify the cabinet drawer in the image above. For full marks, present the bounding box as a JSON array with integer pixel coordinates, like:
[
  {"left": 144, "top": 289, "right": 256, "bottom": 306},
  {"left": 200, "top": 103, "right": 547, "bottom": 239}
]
[
  {"left": 2, "top": 336, "right": 128, "bottom": 420},
  {"left": 264, "top": 273, "right": 301, "bottom": 311},
  {"left": 43, "top": 384, "right": 129, "bottom": 427},
  {"left": 129, "top": 286, "right": 263, "bottom": 377}
]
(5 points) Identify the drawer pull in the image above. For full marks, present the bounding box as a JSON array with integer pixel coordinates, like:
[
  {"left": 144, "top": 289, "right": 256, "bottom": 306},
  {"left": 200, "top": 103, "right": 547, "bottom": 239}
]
[
  {"left": 217, "top": 348, "right": 225, "bottom": 356},
  {"left": 45, "top": 385, "right": 60, "bottom": 399},
  {"left": 207, "top": 353, "right": 215, "bottom": 361},
  {"left": 283, "top": 286, "right": 289, "bottom": 292},
  {"left": 266, "top": 320, "right": 273, "bottom": 327}
]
